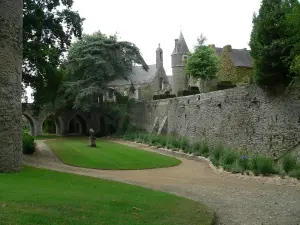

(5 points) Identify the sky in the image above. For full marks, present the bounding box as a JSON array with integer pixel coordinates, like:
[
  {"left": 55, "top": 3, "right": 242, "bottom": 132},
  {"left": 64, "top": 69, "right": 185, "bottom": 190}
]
[
  {"left": 73, "top": 0, "right": 262, "bottom": 75},
  {"left": 26, "top": 0, "right": 262, "bottom": 102}
]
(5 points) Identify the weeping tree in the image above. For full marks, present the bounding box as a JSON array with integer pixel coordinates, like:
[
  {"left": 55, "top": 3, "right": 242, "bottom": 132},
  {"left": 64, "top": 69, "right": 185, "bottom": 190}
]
[
  {"left": 56, "top": 31, "right": 148, "bottom": 110},
  {"left": 55, "top": 31, "right": 148, "bottom": 130}
]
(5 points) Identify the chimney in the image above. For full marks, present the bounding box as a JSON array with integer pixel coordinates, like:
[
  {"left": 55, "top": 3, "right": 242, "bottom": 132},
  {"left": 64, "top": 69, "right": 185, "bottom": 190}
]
[
  {"left": 174, "top": 39, "right": 179, "bottom": 53},
  {"left": 224, "top": 45, "right": 232, "bottom": 52}
]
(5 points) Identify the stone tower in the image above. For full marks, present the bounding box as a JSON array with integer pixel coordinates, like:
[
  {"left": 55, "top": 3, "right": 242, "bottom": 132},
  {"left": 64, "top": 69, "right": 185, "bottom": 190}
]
[
  {"left": 171, "top": 31, "right": 190, "bottom": 95},
  {"left": 0, "top": 0, "right": 23, "bottom": 172},
  {"left": 156, "top": 43, "right": 163, "bottom": 68}
]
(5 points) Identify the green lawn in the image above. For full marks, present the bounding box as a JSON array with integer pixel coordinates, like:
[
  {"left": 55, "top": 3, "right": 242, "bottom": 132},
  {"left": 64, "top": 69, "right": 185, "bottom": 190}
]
[
  {"left": 34, "top": 134, "right": 58, "bottom": 140},
  {"left": 0, "top": 167, "right": 214, "bottom": 225},
  {"left": 46, "top": 138, "right": 181, "bottom": 170}
]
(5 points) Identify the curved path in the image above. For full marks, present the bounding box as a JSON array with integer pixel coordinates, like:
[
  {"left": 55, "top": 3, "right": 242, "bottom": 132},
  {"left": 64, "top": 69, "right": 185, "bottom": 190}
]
[{"left": 24, "top": 140, "right": 300, "bottom": 225}]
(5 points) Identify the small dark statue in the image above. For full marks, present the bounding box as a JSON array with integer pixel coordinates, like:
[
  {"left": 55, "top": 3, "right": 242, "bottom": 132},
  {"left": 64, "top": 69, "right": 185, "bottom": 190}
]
[{"left": 88, "top": 128, "right": 96, "bottom": 147}]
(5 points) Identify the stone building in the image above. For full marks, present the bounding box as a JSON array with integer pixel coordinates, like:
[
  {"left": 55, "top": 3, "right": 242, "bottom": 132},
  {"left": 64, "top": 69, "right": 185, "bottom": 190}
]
[
  {"left": 106, "top": 31, "right": 253, "bottom": 100},
  {"left": 171, "top": 32, "right": 190, "bottom": 95},
  {"left": 216, "top": 45, "right": 253, "bottom": 84},
  {"left": 106, "top": 44, "right": 170, "bottom": 101},
  {"left": 169, "top": 32, "right": 253, "bottom": 95},
  {"left": 195, "top": 45, "right": 253, "bottom": 92}
]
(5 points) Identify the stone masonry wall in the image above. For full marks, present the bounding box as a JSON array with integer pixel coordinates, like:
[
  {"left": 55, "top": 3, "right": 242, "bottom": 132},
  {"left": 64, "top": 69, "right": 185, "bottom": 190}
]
[
  {"left": 0, "top": 0, "right": 23, "bottom": 172},
  {"left": 130, "top": 85, "right": 300, "bottom": 158}
]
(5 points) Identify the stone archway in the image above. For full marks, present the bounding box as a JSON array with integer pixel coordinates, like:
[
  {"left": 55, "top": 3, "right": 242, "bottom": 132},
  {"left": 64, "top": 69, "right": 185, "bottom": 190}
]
[
  {"left": 41, "top": 114, "right": 62, "bottom": 136},
  {"left": 22, "top": 113, "right": 36, "bottom": 136},
  {"left": 68, "top": 114, "right": 88, "bottom": 136}
]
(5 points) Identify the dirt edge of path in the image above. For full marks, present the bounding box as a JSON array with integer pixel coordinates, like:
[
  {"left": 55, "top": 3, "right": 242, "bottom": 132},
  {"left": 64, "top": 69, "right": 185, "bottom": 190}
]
[{"left": 108, "top": 138, "right": 300, "bottom": 187}]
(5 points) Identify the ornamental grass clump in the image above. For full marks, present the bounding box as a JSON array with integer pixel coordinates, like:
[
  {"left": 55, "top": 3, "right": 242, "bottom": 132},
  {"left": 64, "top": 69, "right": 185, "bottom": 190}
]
[
  {"left": 250, "top": 155, "right": 278, "bottom": 175},
  {"left": 210, "top": 145, "right": 223, "bottom": 167},
  {"left": 238, "top": 155, "right": 250, "bottom": 172},
  {"left": 282, "top": 155, "right": 297, "bottom": 173}
]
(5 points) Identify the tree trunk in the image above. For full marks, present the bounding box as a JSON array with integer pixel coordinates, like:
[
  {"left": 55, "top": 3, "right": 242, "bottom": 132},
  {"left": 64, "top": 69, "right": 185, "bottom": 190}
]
[{"left": 0, "top": 0, "right": 23, "bottom": 172}]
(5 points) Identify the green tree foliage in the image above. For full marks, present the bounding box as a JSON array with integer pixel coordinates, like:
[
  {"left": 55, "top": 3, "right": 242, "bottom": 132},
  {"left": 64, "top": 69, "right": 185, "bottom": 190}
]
[
  {"left": 249, "top": 0, "right": 300, "bottom": 87},
  {"left": 186, "top": 35, "right": 219, "bottom": 81},
  {"left": 43, "top": 117, "right": 56, "bottom": 134},
  {"left": 55, "top": 31, "right": 148, "bottom": 111},
  {"left": 287, "top": 2, "right": 300, "bottom": 77},
  {"left": 23, "top": 0, "right": 84, "bottom": 105}
]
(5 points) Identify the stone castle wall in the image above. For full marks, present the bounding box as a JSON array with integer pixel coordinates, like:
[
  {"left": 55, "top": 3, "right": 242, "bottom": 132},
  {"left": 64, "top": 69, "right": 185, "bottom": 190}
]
[{"left": 129, "top": 85, "right": 300, "bottom": 158}]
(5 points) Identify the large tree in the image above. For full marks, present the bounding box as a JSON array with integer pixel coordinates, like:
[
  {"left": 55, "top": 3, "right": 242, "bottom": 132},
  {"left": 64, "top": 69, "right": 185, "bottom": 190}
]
[
  {"left": 55, "top": 31, "right": 148, "bottom": 112},
  {"left": 23, "top": 0, "right": 84, "bottom": 106},
  {"left": 287, "top": 2, "right": 300, "bottom": 77},
  {"left": 186, "top": 35, "right": 219, "bottom": 90},
  {"left": 249, "top": 0, "right": 300, "bottom": 88},
  {"left": 0, "top": 0, "right": 23, "bottom": 172}
]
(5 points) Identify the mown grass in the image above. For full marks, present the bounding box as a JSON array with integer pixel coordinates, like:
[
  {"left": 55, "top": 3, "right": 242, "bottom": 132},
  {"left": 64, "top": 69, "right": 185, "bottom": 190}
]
[
  {"left": 46, "top": 138, "right": 181, "bottom": 170},
  {"left": 0, "top": 167, "right": 214, "bottom": 225},
  {"left": 34, "top": 134, "right": 58, "bottom": 140}
]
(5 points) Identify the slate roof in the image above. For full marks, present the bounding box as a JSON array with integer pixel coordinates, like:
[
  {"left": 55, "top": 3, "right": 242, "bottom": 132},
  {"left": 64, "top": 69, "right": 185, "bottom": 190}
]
[
  {"left": 214, "top": 47, "right": 223, "bottom": 56},
  {"left": 213, "top": 46, "right": 252, "bottom": 68},
  {"left": 172, "top": 32, "right": 190, "bottom": 54},
  {"left": 230, "top": 49, "right": 252, "bottom": 68},
  {"left": 107, "top": 64, "right": 157, "bottom": 87}
]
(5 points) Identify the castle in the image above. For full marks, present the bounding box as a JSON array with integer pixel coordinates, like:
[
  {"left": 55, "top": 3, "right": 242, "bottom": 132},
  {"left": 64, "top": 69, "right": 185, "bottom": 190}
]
[
  {"left": 106, "top": 31, "right": 253, "bottom": 100},
  {"left": 21, "top": 32, "right": 300, "bottom": 161}
]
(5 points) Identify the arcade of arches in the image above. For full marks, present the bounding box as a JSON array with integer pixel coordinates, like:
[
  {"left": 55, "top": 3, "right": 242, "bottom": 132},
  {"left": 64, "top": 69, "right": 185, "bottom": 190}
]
[{"left": 22, "top": 104, "right": 103, "bottom": 137}]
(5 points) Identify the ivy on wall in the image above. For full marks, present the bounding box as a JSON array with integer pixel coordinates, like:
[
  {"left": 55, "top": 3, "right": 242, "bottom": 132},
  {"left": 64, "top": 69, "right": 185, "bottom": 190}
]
[{"left": 217, "top": 46, "right": 253, "bottom": 84}]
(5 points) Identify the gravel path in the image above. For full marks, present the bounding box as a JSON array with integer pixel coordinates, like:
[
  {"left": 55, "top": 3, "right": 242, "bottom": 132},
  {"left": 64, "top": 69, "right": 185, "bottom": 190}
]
[{"left": 23, "top": 140, "right": 300, "bottom": 225}]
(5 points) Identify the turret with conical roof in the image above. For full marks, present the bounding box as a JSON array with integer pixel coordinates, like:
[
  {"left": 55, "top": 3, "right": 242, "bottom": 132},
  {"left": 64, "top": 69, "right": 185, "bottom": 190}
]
[{"left": 171, "top": 31, "right": 190, "bottom": 95}]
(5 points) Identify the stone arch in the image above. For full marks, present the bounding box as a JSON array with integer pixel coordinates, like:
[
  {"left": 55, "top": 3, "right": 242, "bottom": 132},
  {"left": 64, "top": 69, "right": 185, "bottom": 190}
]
[
  {"left": 22, "top": 113, "right": 36, "bottom": 136},
  {"left": 40, "top": 113, "right": 62, "bottom": 136},
  {"left": 68, "top": 114, "right": 88, "bottom": 136}
]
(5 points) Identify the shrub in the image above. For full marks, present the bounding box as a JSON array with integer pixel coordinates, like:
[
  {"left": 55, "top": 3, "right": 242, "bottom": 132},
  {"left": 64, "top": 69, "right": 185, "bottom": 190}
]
[
  {"left": 170, "top": 137, "right": 182, "bottom": 150},
  {"left": 197, "top": 142, "right": 210, "bottom": 157},
  {"left": 158, "top": 135, "right": 168, "bottom": 147},
  {"left": 282, "top": 155, "right": 297, "bottom": 173},
  {"left": 123, "top": 133, "right": 135, "bottom": 141},
  {"left": 180, "top": 137, "right": 190, "bottom": 152},
  {"left": 202, "top": 144, "right": 210, "bottom": 156},
  {"left": 150, "top": 134, "right": 160, "bottom": 146},
  {"left": 22, "top": 131, "right": 35, "bottom": 154},
  {"left": 191, "top": 142, "right": 202, "bottom": 155},
  {"left": 238, "top": 155, "right": 250, "bottom": 172},
  {"left": 289, "top": 169, "right": 300, "bottom": 180},
  {"left": 222, "top": 149, "right": 238, "bottom": 166},
  {"left": 223, "top": 162, "right": 243, "bottom": 174},
  {"left": 210, "top": 156, "right": 220, "bottom": 167},
  {"left": 217, "top": 81, "right": 236, "bottom": 90},
  {"left": 177, "top": 90, "right": 200, "bottom": 97},
  {"left": 153, "top": 94, "right": 176, "bottom": 100},
  {"left": 210, "top": 145, "right": 223, "bottom": 161},
  {"left": 250, "top": 155, "right": 278, "bottom": 175}
]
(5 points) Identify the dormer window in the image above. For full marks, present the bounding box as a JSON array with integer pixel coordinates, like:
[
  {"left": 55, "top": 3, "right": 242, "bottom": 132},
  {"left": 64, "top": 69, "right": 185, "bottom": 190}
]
[{"left": 182, "top": 55, "right": 188, "bottom": 61}]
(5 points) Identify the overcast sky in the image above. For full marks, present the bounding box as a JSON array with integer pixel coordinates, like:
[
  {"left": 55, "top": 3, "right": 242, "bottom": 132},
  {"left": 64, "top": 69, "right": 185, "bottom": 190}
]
[{"left": 26, "top": 0, "right": 262, "bottom": 102}]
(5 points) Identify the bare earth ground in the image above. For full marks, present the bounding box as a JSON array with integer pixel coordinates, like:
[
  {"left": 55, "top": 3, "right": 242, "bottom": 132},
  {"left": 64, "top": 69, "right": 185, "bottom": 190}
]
[{"left": 23, "top": 140, "right": 300, "bottom": 225}]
